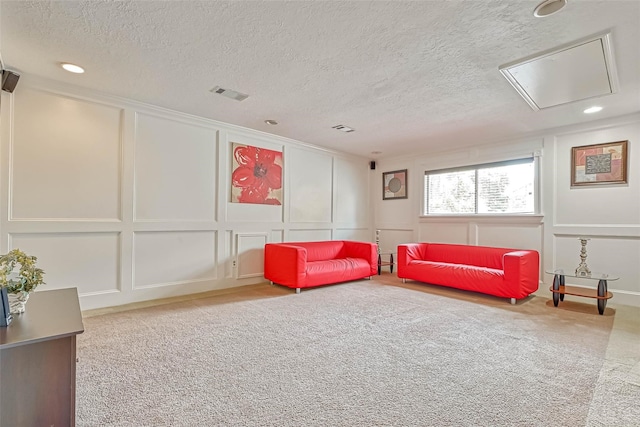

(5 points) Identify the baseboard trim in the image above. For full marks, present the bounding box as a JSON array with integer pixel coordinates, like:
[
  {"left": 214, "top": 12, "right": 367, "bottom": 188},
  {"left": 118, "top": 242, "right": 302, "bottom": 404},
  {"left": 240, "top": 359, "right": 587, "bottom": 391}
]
[{"left": 82, "top": 282, "right": 270, "bottom": 318}]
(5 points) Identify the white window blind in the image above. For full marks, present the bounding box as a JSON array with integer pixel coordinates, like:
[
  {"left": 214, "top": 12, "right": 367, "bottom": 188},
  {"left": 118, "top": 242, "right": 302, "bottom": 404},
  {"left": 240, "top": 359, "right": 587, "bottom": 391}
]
[{"left": 424, "top": 158, "right": 535, "bottom": 215}]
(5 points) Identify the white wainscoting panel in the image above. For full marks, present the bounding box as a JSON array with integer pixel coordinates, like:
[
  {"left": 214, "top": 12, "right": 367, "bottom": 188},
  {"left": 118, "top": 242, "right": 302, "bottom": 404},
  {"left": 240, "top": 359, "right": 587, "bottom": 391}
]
[
  {"left": 477, "top": 223, "right": 542, "bottom": 252},
  {"left": 271, "top": 229, "right": 284, "bottom": 243},
  {"left": 418, "top": 222, "right": 468, "bottom": 244},
  {"left": 335, "top": 157, "right": 369, "bottom": 224},
  {"left": 334, "top": 228, "right": 371, "bottom": 242},
  {"left": 11, "top": 88, "right": 122, "bottom": 220},
  {"left": 235, "top": 232, "right": 268, "bottom": 279},
  {"left": 10, "top": 232, "right": 120, "bottom": 296},
  {"left": 288, "top": 229, "right": 332, "bottom": 242},
  {"left": 133, "top": 231, "right": 216, "bottom": 288},
  {"left": 134, "top": 113, "right": 217, "bottom": 221},
  {"left": 288, "top": 148, "right": 333, "bottom": 223}
]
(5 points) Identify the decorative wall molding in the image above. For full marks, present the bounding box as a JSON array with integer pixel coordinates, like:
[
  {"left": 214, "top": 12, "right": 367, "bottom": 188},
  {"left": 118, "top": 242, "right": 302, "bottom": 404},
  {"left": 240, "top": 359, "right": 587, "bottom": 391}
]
[
  {"left": 133, "top": 111, "right": 217, "bottom": 222},
  {"left": 287, "top": 147, "right": 333, "bottom": 224},
  {"left": 9, "top": 88, "right": 124, "bottom": 221},
  {"left": 9, "top": 231, "right": 122, "bottom": 295},
  {"left": 2, "top": 80, "right": 372, "bottom": 310},
  {"left": 552, "top": 226, "right": 640, "bottom": 237},
  {"left": 234, "top": 232, "right": 268, "bottom": 279},
  {"left": 132, "top": 230, "right": 217, "bottom": 290}
]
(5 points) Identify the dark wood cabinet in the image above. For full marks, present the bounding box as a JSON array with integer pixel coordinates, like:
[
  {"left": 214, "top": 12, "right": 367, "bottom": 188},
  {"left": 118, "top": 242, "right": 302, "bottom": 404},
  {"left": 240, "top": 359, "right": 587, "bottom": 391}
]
[{"left": 0, "top": 288, "right": 84, "bottom": 426}]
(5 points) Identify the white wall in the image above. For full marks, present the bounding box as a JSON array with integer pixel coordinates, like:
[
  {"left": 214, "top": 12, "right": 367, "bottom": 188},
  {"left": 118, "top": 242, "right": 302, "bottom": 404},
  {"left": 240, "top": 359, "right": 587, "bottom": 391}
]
[
  {"left": 373, "top": 113, "right": 640, "bottom": 307},
  {"left": 0, "top": 77, "right": 372, "bottom": 310},
  {"left": 543, "top": 117, "right": 640, "bottom": 306},
  {"left": 3, "top": 77, "right": 637, "bottom": 310}
]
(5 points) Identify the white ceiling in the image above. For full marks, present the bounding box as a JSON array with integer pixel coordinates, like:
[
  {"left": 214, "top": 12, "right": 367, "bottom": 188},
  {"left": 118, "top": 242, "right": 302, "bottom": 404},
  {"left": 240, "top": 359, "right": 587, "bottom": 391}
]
[{"left": 1, "top": 1, "right": 639, "bottom": 158}]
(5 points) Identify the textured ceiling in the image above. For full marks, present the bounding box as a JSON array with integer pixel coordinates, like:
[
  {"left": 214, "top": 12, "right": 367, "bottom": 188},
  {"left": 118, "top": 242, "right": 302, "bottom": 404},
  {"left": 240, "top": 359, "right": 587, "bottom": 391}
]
[{"left": 1, "top": 1, "right": 639, "bottom": 158}]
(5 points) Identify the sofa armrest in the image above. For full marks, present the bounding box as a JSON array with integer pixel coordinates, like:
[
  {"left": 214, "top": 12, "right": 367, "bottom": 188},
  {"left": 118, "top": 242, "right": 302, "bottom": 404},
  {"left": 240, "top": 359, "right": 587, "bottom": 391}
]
[
  {"left": 503, "top": 250, "right": 540, "bottom": 296},
  {"left": 342, "top": 241, "right": 378, "bottom": 276},
  {"left": 397, "top": 243, "right": 429, "bottom": 277},
  {"left": 264, "top": 244, "right": 307, "bottom": 287}
]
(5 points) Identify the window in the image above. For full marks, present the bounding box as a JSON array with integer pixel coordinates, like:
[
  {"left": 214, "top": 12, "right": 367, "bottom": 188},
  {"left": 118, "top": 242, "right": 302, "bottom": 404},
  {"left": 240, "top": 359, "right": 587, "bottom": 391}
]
[{"left": 424, "top": 158, "right": 535, "bottom": 215}]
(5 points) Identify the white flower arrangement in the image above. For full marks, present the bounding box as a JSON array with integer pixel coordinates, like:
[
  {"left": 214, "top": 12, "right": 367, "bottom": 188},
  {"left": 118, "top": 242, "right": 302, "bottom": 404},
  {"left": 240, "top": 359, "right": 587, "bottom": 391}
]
[{"left": 0, "top": 249, "right": 45, "bottom": 294}]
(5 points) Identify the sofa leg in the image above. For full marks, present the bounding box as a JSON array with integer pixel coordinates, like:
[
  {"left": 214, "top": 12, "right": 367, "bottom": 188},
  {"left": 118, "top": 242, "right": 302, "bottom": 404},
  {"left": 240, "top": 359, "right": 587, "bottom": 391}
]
[
  {"left": 296, "top": 288, "right": 301, "bottom": 294},
  {"left": 510, "top": 298, "right": 516, "bottom": 305},
  {"left": 402, "top": 278, "right": 406, "bottom": 283}
]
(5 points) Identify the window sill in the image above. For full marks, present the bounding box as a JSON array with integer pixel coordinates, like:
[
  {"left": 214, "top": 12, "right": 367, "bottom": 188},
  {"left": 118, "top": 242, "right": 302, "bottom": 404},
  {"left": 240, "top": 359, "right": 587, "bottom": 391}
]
[{"left": 419, "top": 214, "right": 544, "bottom": 224}]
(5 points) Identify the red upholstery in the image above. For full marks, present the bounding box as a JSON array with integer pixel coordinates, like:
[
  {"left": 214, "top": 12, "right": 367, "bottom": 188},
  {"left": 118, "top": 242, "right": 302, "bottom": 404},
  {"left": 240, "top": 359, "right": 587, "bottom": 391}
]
[
  {"left": 397, "top": 243, "right": 539, "bottom": 300},
  {"left": 264, "top": 241, "right": 377, "bottom": 290}
]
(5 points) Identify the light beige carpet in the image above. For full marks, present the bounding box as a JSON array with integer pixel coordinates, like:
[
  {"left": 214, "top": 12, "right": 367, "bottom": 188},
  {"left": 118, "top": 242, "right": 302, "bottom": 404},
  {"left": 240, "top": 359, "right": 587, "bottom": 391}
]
[{"left": 77, "top": 279, "right": 615, "bottom": 426}]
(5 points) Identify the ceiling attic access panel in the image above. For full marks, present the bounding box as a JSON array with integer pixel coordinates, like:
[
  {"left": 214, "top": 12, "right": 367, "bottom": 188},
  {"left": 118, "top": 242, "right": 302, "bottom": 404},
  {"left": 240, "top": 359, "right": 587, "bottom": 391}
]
[{"left": 499, "top": 33, "right": 619, "bottom": 110}]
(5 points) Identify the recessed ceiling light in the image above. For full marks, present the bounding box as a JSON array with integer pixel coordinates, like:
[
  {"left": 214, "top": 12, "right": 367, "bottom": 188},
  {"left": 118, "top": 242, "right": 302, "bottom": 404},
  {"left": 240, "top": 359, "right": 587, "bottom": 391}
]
[
  {"left": 583, "top": 106, "right": 603, "bottom": 114},
  {"left": 61, "top": 63, "right": 85, "bottom": 73},
  {"left": 264, "top": 120, "right": 278, "bottom": 125},
  {"left": 533, "top": 0, "right": 567, "bottom": 17}
]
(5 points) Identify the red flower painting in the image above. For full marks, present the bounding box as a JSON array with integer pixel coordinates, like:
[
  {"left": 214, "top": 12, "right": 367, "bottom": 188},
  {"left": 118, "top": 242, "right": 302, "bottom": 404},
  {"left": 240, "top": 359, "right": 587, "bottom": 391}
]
[{"left": 231, "top": 143, "right": 283, "bottom": 205}]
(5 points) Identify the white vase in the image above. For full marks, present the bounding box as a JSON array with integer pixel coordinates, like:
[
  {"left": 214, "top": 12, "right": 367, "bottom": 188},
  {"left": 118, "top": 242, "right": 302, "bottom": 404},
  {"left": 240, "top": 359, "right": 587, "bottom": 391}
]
[{"left": 8, "top": 291, "right": 30, "bottom": 314}]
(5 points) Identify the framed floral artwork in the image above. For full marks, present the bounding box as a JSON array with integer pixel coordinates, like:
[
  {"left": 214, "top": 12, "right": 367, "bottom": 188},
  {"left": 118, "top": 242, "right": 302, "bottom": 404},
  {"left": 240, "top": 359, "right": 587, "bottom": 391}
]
[
  {"left": 383, "top": 169, "right": 407, "bottom": 200},
  {"left": 231, "top": 143, "right": 283, "bottom": 205},
  {"left": 571, "top": 141, "right": 628, "bottom": 187}
]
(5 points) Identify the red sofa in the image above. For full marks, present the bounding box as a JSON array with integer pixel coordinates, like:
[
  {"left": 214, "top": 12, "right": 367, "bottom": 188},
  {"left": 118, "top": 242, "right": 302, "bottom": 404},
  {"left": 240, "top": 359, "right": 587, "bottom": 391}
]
[
  {"left": 397, "top": 243, "right": 539, "bottom": 303},
  {"left": 264, "top": 240, "right": 377, "bottom": 293}
]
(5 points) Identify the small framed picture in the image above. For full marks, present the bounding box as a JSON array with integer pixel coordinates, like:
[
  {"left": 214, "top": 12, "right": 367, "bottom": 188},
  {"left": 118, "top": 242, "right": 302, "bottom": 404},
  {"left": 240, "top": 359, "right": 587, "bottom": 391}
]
[
  {"left": 382, "top": 169, "right": 408, "bottom": 200},
  {"left": 571, "top": 141, "right": 628, "bottom": 187}
]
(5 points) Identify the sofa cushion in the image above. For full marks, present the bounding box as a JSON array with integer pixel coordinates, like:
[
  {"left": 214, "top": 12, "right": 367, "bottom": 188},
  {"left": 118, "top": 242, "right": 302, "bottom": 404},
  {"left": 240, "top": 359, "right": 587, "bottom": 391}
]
[
  {"left": 305, "top": 258, "right": 372, "bottom": 287},
  {"left": 425, "top": 244, "right": 508, "bottom": 269},
  {"left": 409, "top": 260, "right": 505, "bottom": 290},
  {"left": 296, "top": 241, "right": 346, "bottom": 262}
]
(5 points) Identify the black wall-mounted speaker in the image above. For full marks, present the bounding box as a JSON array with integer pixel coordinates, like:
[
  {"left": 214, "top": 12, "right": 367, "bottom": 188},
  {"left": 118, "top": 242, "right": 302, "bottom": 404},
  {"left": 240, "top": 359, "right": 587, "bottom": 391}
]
[
  {"left": 2, "top": 70, "right": 20, "bottom": 93},
  {"left": 370, "top": 161, "right": 376, "bottom": 170}
]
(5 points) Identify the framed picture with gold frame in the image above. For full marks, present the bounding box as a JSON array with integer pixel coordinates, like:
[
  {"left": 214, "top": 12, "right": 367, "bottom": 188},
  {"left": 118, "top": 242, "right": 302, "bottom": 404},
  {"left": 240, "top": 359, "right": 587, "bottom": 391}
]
[
  {"left": 382, "top": 169, "right": 407, "bottom": 200},
  {"left": 571, "top": 141, "right": 628, "bottom": 187}
]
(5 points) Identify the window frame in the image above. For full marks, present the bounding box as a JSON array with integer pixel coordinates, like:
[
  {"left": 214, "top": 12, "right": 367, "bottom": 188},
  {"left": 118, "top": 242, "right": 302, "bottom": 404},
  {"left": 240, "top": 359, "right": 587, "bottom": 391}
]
[{"left": 422, "top": 157, "right": 540, "bottom": 216}]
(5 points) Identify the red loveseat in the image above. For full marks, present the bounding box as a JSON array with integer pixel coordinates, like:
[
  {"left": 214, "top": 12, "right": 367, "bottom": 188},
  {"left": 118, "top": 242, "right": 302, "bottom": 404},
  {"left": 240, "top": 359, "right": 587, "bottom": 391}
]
[
  {"left": 397, "top": 243, "right": 539, "bottom": 303},
  {"left": 264, "top": 240, "right": 378, "bottom": 293}
]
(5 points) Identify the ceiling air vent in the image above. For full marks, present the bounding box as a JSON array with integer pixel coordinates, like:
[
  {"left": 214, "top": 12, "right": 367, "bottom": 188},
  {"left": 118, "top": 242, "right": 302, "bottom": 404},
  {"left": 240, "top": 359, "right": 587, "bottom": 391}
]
[
  {"left": 332, "top": 124, "right": 355, "bottom": 133},
  {"left": 499, "top": 32, "right": 619, "bottom": 110},
  {"left": 209, "top": 86, "right": 249, "bottom": 102}
]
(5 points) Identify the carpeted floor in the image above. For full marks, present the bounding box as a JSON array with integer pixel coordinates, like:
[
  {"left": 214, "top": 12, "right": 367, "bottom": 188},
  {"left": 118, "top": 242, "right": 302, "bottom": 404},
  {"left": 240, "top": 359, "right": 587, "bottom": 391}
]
[{"left": 77, "top": 277, "right": 621, "bottom": 426}]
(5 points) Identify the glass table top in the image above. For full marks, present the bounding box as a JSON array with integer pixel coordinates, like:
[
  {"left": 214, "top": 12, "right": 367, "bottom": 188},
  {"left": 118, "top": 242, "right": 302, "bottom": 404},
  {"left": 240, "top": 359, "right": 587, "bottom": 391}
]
[{"left": 545, "top": 269, "right": 619, "bottom": 281}]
